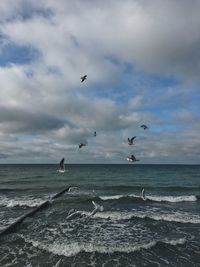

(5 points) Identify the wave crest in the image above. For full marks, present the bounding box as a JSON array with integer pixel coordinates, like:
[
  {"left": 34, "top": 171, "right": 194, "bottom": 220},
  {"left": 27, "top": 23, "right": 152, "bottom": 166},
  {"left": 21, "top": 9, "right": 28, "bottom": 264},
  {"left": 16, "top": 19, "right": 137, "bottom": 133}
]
[
  {"left": 0, "top": 196, "right": 46, "bottom": 208},
  {"left": 85, "top": 210, "right": 200, "bottom": 224},
  {"left": 23, "top": 237, "right": 186, "bottom": 257},
  {"left": 99, "top": 194, "right": 197, "bottom": 203}
]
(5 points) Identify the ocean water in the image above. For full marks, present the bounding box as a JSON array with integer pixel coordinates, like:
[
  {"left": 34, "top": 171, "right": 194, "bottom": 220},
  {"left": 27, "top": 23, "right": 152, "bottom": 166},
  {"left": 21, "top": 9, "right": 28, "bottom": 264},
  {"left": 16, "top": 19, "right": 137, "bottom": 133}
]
[{"left": 0, "top": 164, "right": 200, "bottom": 267}]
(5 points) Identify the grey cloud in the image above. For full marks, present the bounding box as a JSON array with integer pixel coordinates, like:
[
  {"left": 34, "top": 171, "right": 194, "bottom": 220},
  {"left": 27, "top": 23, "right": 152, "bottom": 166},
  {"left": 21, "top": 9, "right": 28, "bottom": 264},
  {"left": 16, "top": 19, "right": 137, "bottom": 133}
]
[
  {"left": 0, "top": 106, "right": 64, "bottom": 133},
  {"left": 0, "top": 0, "right": 53, "bottom": 22},
  {"left": 2, "top": 0, "right": 200, "bottom": 83},
  {"left": 33, "top": 0, "right": 200, "bottom": 82},
  {"left": 0, "top": 0, "right": 199, "bottom": 163}
]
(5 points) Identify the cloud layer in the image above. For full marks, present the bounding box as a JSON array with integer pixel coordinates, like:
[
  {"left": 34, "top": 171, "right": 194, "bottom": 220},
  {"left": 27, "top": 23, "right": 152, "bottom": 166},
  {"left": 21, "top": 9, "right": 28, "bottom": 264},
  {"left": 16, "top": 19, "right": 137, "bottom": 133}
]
[{"left": 0, "top": 0, "right": 199, "bottom": 163}]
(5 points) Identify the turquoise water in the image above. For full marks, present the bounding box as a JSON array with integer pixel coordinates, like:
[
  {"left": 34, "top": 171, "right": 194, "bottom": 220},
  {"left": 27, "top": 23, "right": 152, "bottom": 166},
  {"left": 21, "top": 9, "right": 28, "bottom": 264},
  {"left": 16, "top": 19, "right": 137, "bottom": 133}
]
[{"left": 0, "top": 164, "right": 200, "bottom": 266}]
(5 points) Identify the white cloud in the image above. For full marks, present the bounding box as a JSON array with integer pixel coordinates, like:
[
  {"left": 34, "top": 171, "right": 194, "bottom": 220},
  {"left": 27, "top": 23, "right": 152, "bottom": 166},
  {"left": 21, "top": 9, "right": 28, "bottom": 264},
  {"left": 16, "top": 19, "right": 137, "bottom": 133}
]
[
  {"left": 0, "top": 0, "right": 199, "bottom": 163},
  {"left": 128, "top": 95, "right": 143, "bottom": 109},
  {"left": 2, "top": 0, "right": 200, "bottom": 82}
]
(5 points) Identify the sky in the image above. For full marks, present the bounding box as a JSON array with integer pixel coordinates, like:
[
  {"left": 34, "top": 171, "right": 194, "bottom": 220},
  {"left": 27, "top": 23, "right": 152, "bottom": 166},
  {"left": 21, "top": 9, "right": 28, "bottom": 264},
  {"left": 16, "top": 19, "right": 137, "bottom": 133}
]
[{"left": 0, "top": 0, "right": 200, "bottom": 164}]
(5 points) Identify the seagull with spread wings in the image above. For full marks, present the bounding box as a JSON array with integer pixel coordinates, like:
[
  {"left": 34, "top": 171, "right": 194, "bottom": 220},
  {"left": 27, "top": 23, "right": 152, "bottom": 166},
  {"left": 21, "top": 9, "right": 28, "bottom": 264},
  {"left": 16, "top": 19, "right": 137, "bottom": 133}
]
[
  {"left": 140, "top": 124, "right": 148, "bottom": 130},
  {"left": 128, "top": 136, "right": 136, "bottom": 145},
  {"left": 81, "top": 75, "right": 87, "bottom": 82},
  {"left": 127, "top": 154, "right": 140, "bottom": 162}
]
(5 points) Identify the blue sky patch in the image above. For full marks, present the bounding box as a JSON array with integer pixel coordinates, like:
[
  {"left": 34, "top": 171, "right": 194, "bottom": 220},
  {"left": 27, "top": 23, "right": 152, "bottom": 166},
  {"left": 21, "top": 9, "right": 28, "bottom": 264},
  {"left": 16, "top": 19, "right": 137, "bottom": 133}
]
[{"left": 0, "top": 40, "right": 40, "bottom": 66}]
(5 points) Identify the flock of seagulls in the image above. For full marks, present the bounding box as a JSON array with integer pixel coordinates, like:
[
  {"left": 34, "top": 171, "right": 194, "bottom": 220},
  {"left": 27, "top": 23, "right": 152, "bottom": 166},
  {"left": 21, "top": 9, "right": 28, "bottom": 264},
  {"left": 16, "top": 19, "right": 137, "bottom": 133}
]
[
  {"left": 127, "top": 124, "right": 149, "bottom": 162},
  {"left": 58, "top": 75, "right": 149, "bottom": 172}
]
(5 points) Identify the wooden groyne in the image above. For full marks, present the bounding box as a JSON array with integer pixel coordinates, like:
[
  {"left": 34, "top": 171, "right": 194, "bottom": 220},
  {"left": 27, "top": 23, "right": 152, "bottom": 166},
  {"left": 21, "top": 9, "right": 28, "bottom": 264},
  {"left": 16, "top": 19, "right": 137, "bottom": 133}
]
[
  {"left": 51, "top": 186, "right": 71, "bottom": 200},
  {"left": 0, "top": 185, "right": 71, "bottom": 237}
]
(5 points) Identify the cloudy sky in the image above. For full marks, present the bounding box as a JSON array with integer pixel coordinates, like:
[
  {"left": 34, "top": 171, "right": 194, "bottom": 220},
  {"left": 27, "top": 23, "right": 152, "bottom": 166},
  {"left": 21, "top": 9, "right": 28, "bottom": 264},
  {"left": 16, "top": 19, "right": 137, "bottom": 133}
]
[{"left": 0, "top": 0, "right": 200, "bottom": 164}]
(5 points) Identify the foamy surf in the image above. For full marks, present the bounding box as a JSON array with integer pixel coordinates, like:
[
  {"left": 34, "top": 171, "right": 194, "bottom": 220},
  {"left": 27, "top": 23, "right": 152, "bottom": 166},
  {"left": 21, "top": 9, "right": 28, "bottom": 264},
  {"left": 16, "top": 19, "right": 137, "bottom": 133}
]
[
  {"left": 145, "top": 195, "right": 197, "bottom": 202},
  {"left": 99, "top": 195, "right": 125, "bottom": 200},
  {"left": 23, "top": 237, "right": 186, "bottom": 257},
  {"left": 86, "top": 210, "right": 200, "bottom": 224},
  {"left": 0, "top": 196, "right": 46, "bottom": 208},
  {"left": 99, "top": 194, "right": 197, "bottom": 202}
]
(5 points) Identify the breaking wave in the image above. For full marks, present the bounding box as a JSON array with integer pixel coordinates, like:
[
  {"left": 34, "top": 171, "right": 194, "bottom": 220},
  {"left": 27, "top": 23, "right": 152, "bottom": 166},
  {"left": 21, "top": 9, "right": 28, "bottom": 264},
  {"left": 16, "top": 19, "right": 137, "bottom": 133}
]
[
  {"left": 0, "top": 196, "right": 46, "bottom": 208},
  {"left": 23, "top": 237, "right": 186, "bottom": 257},
  {"left": 99, "top": 194, "right": 197, "bottom": 202},
  {"left": 84, "top": 210, "right": 200, "bottom": 224}
]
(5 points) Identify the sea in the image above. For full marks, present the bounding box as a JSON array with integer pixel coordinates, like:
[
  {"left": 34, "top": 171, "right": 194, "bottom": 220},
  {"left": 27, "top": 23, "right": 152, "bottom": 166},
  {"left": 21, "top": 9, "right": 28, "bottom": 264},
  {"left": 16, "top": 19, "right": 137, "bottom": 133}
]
[{"left": 0, "top": 164, "right": 199, "bottom": 267}]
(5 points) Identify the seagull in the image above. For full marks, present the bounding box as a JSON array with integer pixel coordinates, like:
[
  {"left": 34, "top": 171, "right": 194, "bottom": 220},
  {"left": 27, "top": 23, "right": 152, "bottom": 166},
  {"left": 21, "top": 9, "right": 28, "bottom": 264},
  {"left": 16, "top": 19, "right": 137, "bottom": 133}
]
[
  {"left": 141, "top": 188, "right": 146, "bottom": 201},
  {"left": 141, "top": 124, "right": 148, "bottom": 130},
  {"left": 66, "top": 209, "right": 84, "bottom": 220},
  {"left": 127, "top": 154, "right": 140, "bottom": 162},
  {"left": 89, "top": 201, "right": 104, "bottom": 217},
  {"left": 81, "top": 75, "right": 87, "bottom": 82},
  {"left": 94, "top": 131, "right": 97, "bottom": 137},
  {"left": 66, "top": 201, "right": 103, "bottom": 220},
  {"left": 79, "top": 143, "right": 86, "bottom": 149},
  {"left": 58, "top": 158, "right": 65, "bottom": 173},
  {"left": 54, "top": 259, "right": 62, "bottom": 267},
  {"left": 128, "top": 136, "right": 136, "bottom": 145},
  {"left": 68, "top": 187, "right": 79, "bottom": 192}
]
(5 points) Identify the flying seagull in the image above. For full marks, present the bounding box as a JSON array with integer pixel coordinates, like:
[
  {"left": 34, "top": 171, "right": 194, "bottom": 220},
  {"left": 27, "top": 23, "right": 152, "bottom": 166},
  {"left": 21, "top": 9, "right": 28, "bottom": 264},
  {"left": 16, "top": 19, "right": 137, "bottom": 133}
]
[
  {"left": 54, "top": 259, "right": 62, "bottom": 267},
  {"left": 79, "top": 143, "right": 86, "bottom": 149},
  {"left": 66, "top": 201, "right": 103, "bottom": 220},
  {"left": 68, "top": 187, "right": 79, "bottom": 192},
  {"left": 127, "top": 154, "right": 140, "bottom": 162},
  {"left": 128, "top": 136, "right": 136, "bottom": 145},
  {"left": 89, "top": 201, "right": 104, "bottom": 217},
  {"left": 141, "top": 124, "right": 148, "bottom": 130},
  {"left": 66, "top": 209, "right": 84, "bottom": 220},
  {"left": 141, "top": 188, "right": 146, "bottom": 201},
  {"left": 81, "top": 75, "right": 87, "bottom": 82},
  {"left": 58, "top": 158, "right": 65, "bottom": 173}
]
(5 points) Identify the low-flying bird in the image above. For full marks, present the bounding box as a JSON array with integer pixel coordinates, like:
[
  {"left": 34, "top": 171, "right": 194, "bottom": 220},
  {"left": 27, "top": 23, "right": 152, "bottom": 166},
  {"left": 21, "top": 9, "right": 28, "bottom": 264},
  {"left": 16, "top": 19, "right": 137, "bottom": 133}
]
[
  {"left": 58, "top": 158, "right": 65, "bottom": 173},
  {"left": 94, "top": 131, "right": 97, "bottom": 137},
  {"left": 128, "top": 136, "right": 136, "bottom": 145},
  {"left": 81, "top": 75, "right": 87, "bottom": 82},
  {"left": 68, "top": 187, "right": 79, "bottom": 192},
  {"left": 141, "top": 188, "right": 146, "bottom": 201},
  {"left": 66, "top": 201, "right": 103, "bottom": 220},
  {"left": 141, "top": 124, "right": 148, "bottom": 130},
  {"left": 79, "top": 143, "right": 86, "bottom": 149},
  {"left": 127, "top": 154, "right": 139, "bottom": 162},
  {"left": 89, "top": 201, "right": 104, "bottom": 217}
]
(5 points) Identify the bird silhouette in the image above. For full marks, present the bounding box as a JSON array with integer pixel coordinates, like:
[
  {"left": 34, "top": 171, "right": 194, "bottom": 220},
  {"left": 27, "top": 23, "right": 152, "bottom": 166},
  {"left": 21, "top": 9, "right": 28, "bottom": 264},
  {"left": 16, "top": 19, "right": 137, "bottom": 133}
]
[
  {"left": 81, "top": 75, "right": 87, "bottom": 82},
  {"left": 79, "top": 143, "right": 86, "bottom": 149},
  {"left": 127, "top": 154, "right": 139, "bottom": 162},
  {"left": 141, "top": 124, "right": 148, "bottom": 130},
  {"left": 58, "top": 158, "right": 65, "bottom": 173},
  {"left": 128, "top": 136, "right": 136, "bottom": 145}
]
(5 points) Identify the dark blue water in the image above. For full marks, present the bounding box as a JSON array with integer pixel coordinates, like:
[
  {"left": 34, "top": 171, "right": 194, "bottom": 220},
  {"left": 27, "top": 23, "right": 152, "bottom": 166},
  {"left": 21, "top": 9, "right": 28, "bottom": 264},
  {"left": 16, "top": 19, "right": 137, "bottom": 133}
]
[{"left": 0, "top": 164, "right": 200, "bottom": 266}]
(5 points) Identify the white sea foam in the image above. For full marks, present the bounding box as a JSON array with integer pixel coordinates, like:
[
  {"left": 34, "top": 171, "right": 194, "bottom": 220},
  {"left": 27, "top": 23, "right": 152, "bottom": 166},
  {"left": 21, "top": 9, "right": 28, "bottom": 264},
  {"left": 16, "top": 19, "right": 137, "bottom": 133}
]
[
  {"left": 99, "top": 195, "right": 124, "bottom": 200},
  {"left": 99, "top": 194, "right": 197, "bottom": 202},
  {"left": 85, "top": 210, "right": 200, "bottom": 224},
  {"left": 145, "top": 195, "right": 197, "bottom": 202},
  {"left": 23, "top": 237, "right": 186, "bottom": 257},
  {"left": 0, "top": 196, "right": 46, "bottom": 208}
]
